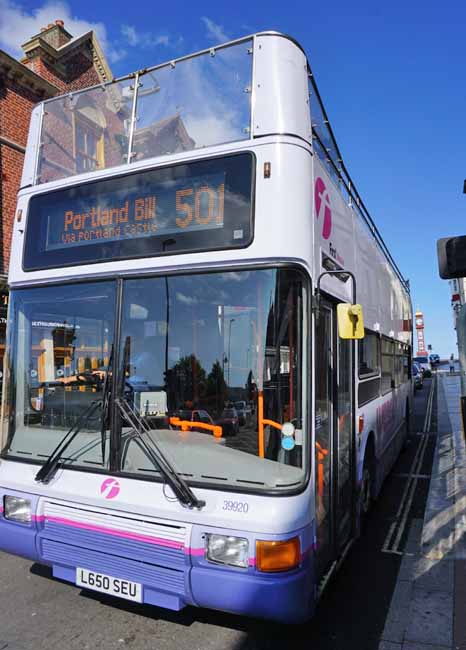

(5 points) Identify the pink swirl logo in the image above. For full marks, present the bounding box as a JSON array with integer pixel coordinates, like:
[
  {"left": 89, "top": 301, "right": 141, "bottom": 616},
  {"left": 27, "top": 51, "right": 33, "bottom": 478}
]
[
  {"left": 100, "top": 478, "right": 120, "bottom": 500},
  {"left": 315, "top": 177, "right": 332, "bottom": 240}
]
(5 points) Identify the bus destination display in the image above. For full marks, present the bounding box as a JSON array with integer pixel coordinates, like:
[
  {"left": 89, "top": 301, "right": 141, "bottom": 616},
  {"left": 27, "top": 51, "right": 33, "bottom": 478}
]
[
  {"left": 45, "top": 172, "right": 225, "bottom": 251},
  {"left": 24, "top": 153, "right": 253, "bottom": 270}
]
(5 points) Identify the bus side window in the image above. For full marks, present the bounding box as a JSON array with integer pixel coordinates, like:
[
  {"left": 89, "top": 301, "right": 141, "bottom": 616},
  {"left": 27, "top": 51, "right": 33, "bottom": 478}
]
[{"left": 358, "top": 331, "right": 381, "bottom": 378}]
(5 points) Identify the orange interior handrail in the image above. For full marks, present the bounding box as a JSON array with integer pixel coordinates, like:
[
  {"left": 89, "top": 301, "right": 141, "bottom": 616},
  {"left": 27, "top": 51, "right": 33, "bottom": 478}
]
[
  {"left": 169, "top": 417, "right": 223, "bottom": 439},
  {"left": 258, "top": 390, "right": 283, "bottom": 459},
  {"left": 262, "top": 418, "right": 283, "bottom": 431},
  {"left": 315, "top": 441, "right": 329, "bottom": 498}
]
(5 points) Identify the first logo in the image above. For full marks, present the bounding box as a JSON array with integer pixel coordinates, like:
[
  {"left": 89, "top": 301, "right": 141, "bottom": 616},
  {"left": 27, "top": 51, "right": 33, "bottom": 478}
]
[{"left": 100, "top": 478, "right": 120, "bottom": 500}]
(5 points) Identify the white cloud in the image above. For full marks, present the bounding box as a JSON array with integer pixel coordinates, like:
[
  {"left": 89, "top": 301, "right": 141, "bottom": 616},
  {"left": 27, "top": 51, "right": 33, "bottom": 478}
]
[
  {"left": 121, "top": 24, "right": 171, "bottom": 49},
  {"left": 0, "top": 0, "right": 125, "bottom": 63},
  {"left": 121, "top": 24, "right": 137, "bottom": 47},
  {"left": 176, "top": 292, "right": 198, "bottom": 306},
  {"left": 221, "top": 272, "right": 251, "bottom": 283},
  {"left": 107, "top": 48, "right": 127, "bottom": 64},
  {"left": 156, "top": 35, "right": 170, "bottom": 47},
  {"left": 184, "top": 114, "right": 240, "bottom": 147},
  {"left": 201, "top": 17, "right": 229, "bottom": 43}
]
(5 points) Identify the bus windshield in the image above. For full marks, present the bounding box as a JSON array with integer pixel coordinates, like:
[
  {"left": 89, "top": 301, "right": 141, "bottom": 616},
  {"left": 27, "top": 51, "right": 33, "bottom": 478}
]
[
  {"left": 4, "top": 282, "right": 116, "bottom": 471},
  {"left": 3, "top": 268, "right": 307, "bottom": 491}
]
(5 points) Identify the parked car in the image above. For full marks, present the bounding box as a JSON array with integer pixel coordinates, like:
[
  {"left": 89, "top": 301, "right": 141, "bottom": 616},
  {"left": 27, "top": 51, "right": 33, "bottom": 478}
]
[
  {"left": 216, "top": 408, "right": 240, "bottom": 436},
  {"left": 429, "top": 353, "right": 440, "bottom": 365},
  {"left": 412, "top": 363, "right": 423, "bottom": 390},
  {"left": 413, "top": 356, "right": 432, "bottom": 377}
]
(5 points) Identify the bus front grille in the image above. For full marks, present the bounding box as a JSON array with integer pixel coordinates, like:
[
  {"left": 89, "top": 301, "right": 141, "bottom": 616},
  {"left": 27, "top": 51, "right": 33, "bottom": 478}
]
[
  {"left": 37, "top": 500, "right": 189, "bottom": 596},
  {"left": 41, "top": 539, "right": 186, "bottom": 593}
]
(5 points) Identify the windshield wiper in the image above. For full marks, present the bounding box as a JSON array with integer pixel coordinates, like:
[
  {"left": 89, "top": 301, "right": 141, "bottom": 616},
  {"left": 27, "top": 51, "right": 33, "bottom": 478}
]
[
  {"left": 35, "top": 399, "right": 102, "bottom": 484},
  {"left": 101, "top": 345, "right": 113, "bottom": 463},
  {"left": 116, "top": 397, "right": 205, "bottom": 510}
]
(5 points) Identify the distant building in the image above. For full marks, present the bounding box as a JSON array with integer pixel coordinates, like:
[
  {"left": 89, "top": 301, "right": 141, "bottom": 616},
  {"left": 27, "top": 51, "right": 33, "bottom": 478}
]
[
  {"left": 414, "top": 309, "right": 426, "bottom": 356},
  {"left": 0, "top": 20, "right": 112, "bottom": 385}
]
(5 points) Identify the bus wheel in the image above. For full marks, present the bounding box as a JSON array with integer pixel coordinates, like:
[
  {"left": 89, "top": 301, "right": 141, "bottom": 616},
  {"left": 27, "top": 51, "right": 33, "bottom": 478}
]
[
  {"left": 356, "top": 450, "right": 374, "bottom": 537},
  {"left": 361, "top": 463, "right": 372, "bottom": 517}
]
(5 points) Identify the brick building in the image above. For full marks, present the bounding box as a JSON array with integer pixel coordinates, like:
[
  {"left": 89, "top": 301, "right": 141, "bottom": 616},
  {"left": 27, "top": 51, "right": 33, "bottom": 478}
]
[{"left": 0, "top": 20, "right": 112, "bottom": 385}]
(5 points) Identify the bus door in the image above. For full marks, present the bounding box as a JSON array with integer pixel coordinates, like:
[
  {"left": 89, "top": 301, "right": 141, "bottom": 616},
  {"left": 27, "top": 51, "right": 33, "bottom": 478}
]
[{"left": 314, "top": 301, "right": 354, "bottom": 578}]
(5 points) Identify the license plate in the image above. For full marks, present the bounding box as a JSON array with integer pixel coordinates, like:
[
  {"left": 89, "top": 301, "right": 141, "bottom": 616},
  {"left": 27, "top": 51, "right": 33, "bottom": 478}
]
[{"left": 76, "top": 567, "right": 142, "bottom": 603}]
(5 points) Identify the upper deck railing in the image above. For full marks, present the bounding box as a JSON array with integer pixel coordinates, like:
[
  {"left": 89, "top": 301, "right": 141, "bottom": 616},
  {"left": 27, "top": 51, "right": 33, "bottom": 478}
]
[
  {"left": 36, "top": 37, "right": 253, "bottom": 185},
  {"left": 307, "top": 67, "right": 410, "bottom": 294}
]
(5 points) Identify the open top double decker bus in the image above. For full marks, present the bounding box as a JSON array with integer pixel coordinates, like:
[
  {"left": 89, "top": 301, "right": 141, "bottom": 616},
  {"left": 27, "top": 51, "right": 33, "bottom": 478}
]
[{"left": 0, "top": 32, "right": 412, "bottom": 623}]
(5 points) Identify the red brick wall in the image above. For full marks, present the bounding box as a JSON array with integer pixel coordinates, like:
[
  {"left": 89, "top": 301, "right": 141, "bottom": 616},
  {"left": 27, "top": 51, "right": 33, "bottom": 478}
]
[
  {"left": 0, "top": 145, "right": 24, "bottom": 271},
  {"left": 1, "top": 44, "right": 106, "bottom": 274},
  {"left": 25, "top": 50, "right": 101, "bottom": 92},
  {"left": 0, "top": 78, "right": 43, "bottom": 274},
  {"left": 0, "top": 77, "right": 39, "bottom": 147}
]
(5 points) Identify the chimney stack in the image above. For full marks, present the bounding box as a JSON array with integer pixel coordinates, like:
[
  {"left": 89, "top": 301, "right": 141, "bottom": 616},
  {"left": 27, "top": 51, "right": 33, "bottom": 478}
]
[{"left": 22, "top": 19, "right": 72, "bottom": 54}]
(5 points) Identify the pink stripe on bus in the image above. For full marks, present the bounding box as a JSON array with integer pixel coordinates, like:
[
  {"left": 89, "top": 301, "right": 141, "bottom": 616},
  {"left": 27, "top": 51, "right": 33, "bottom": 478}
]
[
  {"left": 187, "top": 547, "right": 205, "bottom": 556},
  {"left": 44, "top": 515, "right": 184, "bottom": 550}
]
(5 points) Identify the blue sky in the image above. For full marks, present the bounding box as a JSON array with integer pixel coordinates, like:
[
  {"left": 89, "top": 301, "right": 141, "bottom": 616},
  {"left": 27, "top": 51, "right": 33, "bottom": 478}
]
[{"left": 1, "top": 0, "right": 465, "bottom": 357}]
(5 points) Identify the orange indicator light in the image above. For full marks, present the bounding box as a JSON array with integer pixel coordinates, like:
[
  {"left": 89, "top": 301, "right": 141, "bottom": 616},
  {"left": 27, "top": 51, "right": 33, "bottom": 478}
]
[{"left": 256, "top": 537, "right": 300, "bottom": 572}]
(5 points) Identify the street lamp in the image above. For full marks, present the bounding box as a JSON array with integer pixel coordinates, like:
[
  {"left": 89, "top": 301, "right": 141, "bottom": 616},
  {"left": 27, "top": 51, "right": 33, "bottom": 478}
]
[{"left": 227, "top": 318, "right": 236, "bottom": 387}]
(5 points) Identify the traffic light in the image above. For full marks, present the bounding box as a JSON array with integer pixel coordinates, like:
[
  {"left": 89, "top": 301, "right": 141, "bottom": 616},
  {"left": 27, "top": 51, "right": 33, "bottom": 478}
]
[{"left": 437, "top": 236, "right": 466, "bottom": 279}]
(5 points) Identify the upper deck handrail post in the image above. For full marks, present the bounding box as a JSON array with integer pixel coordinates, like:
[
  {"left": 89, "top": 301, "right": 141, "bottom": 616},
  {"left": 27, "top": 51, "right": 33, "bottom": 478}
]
[
  {"left": 126, "top": 72, "right": 140, "bottom": 164},
  {"left": 32, "top": 103, "right": 45, "bottom": 186}
]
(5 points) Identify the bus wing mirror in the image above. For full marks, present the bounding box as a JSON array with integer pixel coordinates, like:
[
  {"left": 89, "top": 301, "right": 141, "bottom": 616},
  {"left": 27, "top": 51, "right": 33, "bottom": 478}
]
[
  {"left": 437, "top": 236, "right": 466, "bottom": 279},
  {"left": 337, "top": 303, "right": 365, "bottom": 339}
]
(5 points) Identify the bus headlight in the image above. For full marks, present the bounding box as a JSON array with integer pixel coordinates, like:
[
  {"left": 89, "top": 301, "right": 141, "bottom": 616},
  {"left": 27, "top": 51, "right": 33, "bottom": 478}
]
[
  {"left": 205, "top": 534, "right": 249, "bottom": 568},
  {"left": 4, "top": 496, "right": 32, "bottom": 523}
]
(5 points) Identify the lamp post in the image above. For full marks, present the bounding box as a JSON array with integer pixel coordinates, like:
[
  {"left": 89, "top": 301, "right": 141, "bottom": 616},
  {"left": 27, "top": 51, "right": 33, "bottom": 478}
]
[{"left": 227, "top": 318, "right": 235, "bottom": 387}]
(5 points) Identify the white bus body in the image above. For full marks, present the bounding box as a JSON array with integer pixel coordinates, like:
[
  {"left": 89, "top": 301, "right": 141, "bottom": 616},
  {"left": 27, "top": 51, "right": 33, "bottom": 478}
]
[{"left": 0, "top": 32, "right": 412, "bottom": 623}]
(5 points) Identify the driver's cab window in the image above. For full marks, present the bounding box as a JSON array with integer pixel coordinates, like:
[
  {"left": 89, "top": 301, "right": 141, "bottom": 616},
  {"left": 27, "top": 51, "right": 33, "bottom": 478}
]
[{"left": 5, "top": 282, "right": 116, "bottom": 470}]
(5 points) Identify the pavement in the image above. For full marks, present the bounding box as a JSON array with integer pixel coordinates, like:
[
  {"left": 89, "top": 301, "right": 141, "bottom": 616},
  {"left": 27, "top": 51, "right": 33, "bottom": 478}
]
[{"left": 379, "top": 371, "right": 466, "bottom": 650}]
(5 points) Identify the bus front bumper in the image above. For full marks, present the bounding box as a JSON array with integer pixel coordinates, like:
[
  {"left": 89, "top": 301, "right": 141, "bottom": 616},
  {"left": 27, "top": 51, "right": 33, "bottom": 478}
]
[{"left": 0, "top": 488, "right": 315, "bottom": 623}]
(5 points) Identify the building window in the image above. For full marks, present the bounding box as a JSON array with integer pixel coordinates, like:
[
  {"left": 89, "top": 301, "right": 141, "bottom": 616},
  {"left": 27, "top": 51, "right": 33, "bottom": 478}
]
[{"left": 75, "top": 115, "right": 104, "bottom": 173}]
